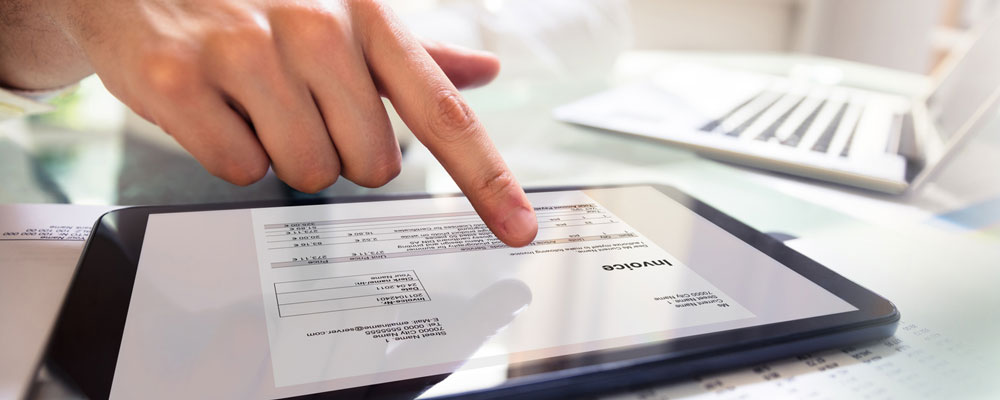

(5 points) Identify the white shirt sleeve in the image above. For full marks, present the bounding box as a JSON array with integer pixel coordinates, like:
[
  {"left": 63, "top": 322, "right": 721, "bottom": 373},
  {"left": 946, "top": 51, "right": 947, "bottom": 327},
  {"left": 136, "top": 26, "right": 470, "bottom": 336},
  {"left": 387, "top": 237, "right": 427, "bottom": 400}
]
[{"left": 0, "top": 87, "right": 60, "bottom": 121}]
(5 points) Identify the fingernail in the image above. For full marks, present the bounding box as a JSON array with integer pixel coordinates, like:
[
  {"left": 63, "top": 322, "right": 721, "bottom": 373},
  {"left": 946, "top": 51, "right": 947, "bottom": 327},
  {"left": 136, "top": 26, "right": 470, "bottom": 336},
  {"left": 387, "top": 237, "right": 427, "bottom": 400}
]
[{"left": 501, "top": 206, "right": 538, "bottom": 246}]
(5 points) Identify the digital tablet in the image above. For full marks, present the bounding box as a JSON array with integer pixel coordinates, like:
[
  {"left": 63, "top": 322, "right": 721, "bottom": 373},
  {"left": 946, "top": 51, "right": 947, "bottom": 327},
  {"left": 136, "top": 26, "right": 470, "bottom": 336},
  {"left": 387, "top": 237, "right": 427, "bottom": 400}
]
[{"left": 46, "top": 184, "right": 898, "bottom": 399}]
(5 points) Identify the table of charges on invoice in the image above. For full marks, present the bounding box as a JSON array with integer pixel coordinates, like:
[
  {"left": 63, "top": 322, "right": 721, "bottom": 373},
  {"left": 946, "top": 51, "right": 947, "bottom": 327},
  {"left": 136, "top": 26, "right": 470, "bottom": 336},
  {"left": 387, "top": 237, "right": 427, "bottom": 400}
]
[{"left": 261, "top": 203, "right": 638, "bottom": 269}]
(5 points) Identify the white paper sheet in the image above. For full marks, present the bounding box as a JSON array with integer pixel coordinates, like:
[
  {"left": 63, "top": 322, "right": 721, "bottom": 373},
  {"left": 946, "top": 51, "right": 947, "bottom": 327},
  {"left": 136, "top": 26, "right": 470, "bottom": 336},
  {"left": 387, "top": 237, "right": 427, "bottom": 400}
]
[
  {"left": 603, "top": 320, "right": 990, "bottom": 400},
  {"left": 0, "top": 204, "right": 120, "bottom": 400}
]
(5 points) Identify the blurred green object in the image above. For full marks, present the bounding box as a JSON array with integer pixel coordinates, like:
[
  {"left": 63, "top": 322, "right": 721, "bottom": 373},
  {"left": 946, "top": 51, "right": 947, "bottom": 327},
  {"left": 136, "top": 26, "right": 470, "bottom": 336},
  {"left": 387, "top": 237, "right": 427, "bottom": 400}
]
[{"left": 28, "top": 86, "right": 82, "bottom": 127}]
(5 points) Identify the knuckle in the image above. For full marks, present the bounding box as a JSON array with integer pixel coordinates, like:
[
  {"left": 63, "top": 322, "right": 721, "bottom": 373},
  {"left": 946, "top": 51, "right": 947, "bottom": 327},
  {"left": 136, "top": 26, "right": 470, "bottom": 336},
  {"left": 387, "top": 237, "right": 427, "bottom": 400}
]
[
  {"left": 347, "top": 0, "right": 381, "bottom": 13},
  {"left": 210, "top": 26, "right": 274, "bottom": 66},
  {"left": 349, "top": 153, "right": 401, "bottom": 188},
  {"left": 281, "top": 7, "right": 351, "bottom": 46},
  {"left": 345, "top": 0, "right": 393, "bottom": 39},
  {"left": 210, "top": 157, "right": 269, "bottom": 187},
  {"left": 477, "top": 168, "right": 516, "bottom": 202},
  {"left": 285, "top": 164, "right": 339, "bottom": 194},
  {"left": 426, "top": 90, "right": 478, "bottom": 143},
  {"left": 139, "top": 49, "right": 199, "bottom": 99}
]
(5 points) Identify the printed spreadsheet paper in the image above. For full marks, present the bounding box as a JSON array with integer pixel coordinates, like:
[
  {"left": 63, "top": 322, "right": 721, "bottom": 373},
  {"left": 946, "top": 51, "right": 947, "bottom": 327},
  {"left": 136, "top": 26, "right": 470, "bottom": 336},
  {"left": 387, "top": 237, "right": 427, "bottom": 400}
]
[
  {"left": 603, "top": 320, "right": 989, "bottom": 400},
  {"left": 0, "top": 204, "right": 121, "bottom": 400}
]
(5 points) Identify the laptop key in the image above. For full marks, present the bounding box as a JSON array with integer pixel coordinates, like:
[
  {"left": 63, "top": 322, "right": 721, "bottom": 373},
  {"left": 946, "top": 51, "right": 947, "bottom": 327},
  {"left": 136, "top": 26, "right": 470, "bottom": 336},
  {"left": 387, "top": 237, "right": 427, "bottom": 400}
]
[
  {"left": 740, "top": 87, "right": 807, "bottom": 141},
  {"left": 797, "top": 89, "right": 850, "bottom": 151},
  {"left": 718, "top": 87, "right": 787, "bottom": 136},
  {"left": 782, "top": 100, "right": 825, "bottom": 147},
  {"left": 848, "top": 96, "right": 896, "bottom": 159},
  {"left": 699, "top": 93, "right": 761, "bottom": 132},
  {"left": 754, "top": 100, "right": 803, "bottom": 142},
  {"left": 775, "top": 87, "right": 828, "bottom": 143},
  {"left": 825, "top": 101, "right": 865, "bottom": 156},
  {"left": 839, "top": 133, "right": 855, "bottom": 157},
  {"left": 810, "top": 103, "right": 849, "bottom": 153}
]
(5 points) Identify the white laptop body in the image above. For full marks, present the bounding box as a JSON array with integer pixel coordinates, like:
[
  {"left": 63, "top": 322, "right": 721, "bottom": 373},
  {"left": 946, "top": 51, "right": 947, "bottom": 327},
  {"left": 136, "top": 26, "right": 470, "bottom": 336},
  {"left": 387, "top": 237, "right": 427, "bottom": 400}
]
[{"left": 555, "top": 19, "right": 1000, "bottom": 194}]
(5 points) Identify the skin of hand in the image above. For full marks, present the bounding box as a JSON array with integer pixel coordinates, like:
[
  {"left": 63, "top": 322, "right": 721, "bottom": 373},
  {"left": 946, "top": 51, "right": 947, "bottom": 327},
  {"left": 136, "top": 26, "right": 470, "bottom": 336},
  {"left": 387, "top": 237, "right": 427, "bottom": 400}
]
[{"left": 0, "top": 0, "right": 538, "bottom": 246}]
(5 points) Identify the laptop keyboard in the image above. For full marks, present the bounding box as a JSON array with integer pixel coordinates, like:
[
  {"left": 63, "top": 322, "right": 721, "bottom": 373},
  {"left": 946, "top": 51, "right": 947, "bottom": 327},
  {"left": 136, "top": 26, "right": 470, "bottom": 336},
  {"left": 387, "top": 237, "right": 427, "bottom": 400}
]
[{"left": 698, "top": 85, "right": 898, "bottom": 158}]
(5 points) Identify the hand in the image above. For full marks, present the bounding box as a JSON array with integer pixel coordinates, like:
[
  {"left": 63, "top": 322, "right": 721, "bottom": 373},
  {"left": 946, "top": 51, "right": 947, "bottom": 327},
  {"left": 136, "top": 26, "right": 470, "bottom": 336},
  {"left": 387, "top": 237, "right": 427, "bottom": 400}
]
[{"left": 4, "top": 0, "right": 538, "bottom": 246}]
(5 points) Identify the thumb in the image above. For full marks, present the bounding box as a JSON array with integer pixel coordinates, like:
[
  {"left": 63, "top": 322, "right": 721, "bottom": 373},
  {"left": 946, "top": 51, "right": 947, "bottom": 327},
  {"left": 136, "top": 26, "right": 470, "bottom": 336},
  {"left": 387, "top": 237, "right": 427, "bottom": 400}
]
[{"left": 422, "top": 40, "right": 501, "bottom": 89}]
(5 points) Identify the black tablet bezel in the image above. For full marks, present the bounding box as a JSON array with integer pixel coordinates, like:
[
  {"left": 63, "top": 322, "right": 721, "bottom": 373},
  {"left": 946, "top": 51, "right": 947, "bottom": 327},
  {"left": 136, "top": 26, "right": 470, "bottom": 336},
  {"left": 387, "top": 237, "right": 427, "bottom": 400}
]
[{"left": 45, "top": 184, "right": 898, "bottom": 399}]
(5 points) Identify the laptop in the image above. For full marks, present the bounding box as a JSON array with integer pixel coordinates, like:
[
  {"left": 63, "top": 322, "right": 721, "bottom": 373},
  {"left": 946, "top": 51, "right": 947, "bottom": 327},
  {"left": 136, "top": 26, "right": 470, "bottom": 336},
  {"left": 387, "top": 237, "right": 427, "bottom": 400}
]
[{"left": 554, "top": 18, "right": 1000, "bottom": 194}]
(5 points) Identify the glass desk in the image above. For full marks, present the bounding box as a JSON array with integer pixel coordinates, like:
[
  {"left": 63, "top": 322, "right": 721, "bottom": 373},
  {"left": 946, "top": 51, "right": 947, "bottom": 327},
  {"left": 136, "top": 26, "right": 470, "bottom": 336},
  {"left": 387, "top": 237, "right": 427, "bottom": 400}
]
[{"left": 3, "top": 51, "right": 999, "bottom": 399}]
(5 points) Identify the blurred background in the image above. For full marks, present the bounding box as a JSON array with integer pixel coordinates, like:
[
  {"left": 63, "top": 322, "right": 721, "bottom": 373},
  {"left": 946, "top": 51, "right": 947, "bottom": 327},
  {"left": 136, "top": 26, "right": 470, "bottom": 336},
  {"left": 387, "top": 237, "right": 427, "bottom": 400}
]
[
  {"left": 3, "top": 0, "right": 999, "bottom": 208},
  {"left": 389, "top": 0, "right": 998, "bottom": 76}
]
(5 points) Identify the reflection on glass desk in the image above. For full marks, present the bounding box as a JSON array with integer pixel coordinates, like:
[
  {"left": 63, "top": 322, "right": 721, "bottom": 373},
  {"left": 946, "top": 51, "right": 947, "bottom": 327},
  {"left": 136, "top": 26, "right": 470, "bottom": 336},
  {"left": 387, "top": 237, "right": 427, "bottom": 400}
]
[{"left": 0, "top": 113, "right": 425, "bottom": 206}]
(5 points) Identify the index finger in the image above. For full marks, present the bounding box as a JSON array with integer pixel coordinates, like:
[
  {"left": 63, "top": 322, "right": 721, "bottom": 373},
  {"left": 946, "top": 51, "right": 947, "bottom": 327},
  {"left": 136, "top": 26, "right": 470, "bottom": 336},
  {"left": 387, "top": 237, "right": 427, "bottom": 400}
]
[{"left": 354, "top": 3, "right": 537, "bottom": 247}]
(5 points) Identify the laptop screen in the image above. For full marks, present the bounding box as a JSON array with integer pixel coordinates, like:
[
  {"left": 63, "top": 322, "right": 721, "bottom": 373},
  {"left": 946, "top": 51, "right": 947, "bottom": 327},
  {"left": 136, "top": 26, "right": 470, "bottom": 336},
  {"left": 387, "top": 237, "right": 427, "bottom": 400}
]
[{"left": 926, "top": 16, "right": 1000, "bottom": 143}]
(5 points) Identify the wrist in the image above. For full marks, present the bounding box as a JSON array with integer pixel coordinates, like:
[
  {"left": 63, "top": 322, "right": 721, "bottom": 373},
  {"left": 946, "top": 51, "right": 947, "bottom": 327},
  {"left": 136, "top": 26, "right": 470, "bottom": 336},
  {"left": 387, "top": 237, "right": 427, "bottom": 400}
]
[{"left": 0, "top": 0, "right": 95, "bottom": 90}]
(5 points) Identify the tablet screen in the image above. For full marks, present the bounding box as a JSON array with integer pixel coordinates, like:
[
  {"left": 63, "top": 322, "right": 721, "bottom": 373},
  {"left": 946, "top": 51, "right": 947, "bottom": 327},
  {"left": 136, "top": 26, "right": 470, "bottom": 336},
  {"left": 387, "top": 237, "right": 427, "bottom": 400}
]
[{"left": 109, "top": 186, "right": 855, "bottom": 398}]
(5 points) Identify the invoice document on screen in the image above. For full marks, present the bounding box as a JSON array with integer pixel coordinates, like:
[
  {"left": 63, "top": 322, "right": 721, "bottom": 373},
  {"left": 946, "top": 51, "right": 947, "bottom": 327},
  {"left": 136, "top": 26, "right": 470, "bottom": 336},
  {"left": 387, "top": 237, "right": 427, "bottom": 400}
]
[
  {"left": 115, "top": 187, "right": 852, "bottom": 398},
  {"left": 250, "top": 190, "right": 756, "bottom": 388}
]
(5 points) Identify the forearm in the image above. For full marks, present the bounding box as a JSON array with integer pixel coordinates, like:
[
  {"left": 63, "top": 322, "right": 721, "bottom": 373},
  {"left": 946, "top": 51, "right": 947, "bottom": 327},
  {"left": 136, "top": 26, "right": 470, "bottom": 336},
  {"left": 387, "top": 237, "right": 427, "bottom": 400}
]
[{"left": 0, "top": 0, "right": 93, "bottom": 90}]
